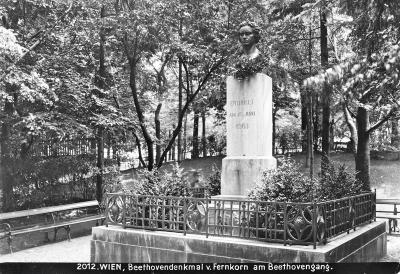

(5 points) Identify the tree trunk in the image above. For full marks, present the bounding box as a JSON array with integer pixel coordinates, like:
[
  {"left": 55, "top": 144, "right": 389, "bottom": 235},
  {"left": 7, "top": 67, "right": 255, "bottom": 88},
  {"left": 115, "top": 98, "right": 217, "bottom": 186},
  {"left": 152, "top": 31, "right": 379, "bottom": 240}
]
[
  {"left": 201, "top": 110, "right": 207, "bottom": 157},
  {"left": 183, "top": 114, "right": 188, "bottom": 159},
  {"left": 155, "top": 57, "right": 225, "bottom": 168},
  {"left": 96, "top": 7, "right": 106, "bottom": 202},
  {"left": 171, "top": 127, "right": 176, "bottom": 161},
  {"left": 1, "top": 101, "right": 15, "bottom": 211},
  {"left": 301, "top": 91, "right": 308, "bottom": 153},
  {"left": 343, "top": 103, "right": 357, "bottom": 154},
  {"left": 192, "top": 110, "right": 200, "bottom": 159},
  {"left": 132, "top": 131, "right": 146, "bottom": 168},
  {"left": 177, "top": 17, "right": 183, "bottom": 162},
  {"left": 320, "top": 4, "right": 331, "bottom": 173},
  {"left": 177, "top": 60, "right": 183, "bottom": 162},
  {"left": 391, "top": 114, "right": 400, "bottom": 148},
  {"left": 307, "top": 88, "right": 314, "bottom": 178},
  {"left": 313, "top": 95, "right": 319, "bottom": 152},
  {"left": 168, "top": 130, "right": 172, "bottom": 161},
  {"left": 129, "top": 61, "right": 154, "bottom": 170},
  {"left": 155, "top": 103, "right": 162, "bottom": 164},
  {"left": 107, "top": 134, "right": 111, "bottom": 159},
  {"left": 96, "top": 127, "right": 104, "bottom": 202},
  {"left": 355, "top": 107, "right": 371, "bottom": 191},
  {"left": 329, "top": 119, "right": 334, "bottom": 150}
]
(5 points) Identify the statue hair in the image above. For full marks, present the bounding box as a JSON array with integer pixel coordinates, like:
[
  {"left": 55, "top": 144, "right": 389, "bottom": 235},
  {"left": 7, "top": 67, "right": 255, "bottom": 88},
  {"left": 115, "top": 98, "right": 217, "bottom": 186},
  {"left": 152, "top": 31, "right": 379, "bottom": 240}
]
[{"left": 238, "top": 21, "right": 261, "bottom": 43}]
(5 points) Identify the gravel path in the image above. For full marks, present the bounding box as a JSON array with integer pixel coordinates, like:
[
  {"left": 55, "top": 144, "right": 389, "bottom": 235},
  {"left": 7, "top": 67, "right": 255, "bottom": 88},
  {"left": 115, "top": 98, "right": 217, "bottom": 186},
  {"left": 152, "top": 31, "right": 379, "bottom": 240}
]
[
  {"left": 0, "top": 235, "right": 91, "bottom": 263},
  {"left": 381, "top": 235, "right": 400, "bottom": 262}
]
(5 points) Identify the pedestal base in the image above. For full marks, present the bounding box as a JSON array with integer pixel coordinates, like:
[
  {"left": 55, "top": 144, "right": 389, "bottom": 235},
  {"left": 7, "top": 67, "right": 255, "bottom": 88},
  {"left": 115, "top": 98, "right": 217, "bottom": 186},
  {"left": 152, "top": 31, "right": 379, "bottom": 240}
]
[
  {"left": 221, "top": 156, "right": 276, "bottom": 196},
  {"left": 91, "top": 221, "right": 387, "bottom": 262}
]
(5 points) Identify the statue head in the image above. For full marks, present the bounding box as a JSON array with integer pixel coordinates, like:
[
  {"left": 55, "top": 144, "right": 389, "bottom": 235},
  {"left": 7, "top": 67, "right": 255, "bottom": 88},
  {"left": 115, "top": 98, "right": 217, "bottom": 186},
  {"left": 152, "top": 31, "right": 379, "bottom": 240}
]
[{"left": 238, "top": 21, "right": 261, "bottom": 49}]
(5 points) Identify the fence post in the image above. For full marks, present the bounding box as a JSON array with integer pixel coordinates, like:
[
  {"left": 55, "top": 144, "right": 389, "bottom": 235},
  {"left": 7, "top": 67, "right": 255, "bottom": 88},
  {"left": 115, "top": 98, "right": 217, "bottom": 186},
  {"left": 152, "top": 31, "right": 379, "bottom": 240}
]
[
  {"left": 205, "top": 196, "right": 209, "bottom": 238},
  {"left": 183, "top": 197, "right": 187, "bottom": 236},
  {"left": 122, "top": 195, "right": 126, "bottom": 229},
  {"left": 105, "top": 194, "right": 109, "bottom": 227},
  {"left": 283, "top": 201, "right": 287, "bottom": 246}
]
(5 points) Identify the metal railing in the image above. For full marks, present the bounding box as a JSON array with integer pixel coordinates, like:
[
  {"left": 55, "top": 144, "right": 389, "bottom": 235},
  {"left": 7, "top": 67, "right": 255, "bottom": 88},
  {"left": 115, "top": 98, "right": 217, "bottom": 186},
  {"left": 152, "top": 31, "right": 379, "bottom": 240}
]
[
  {"left": 104, "top": 192, "right": 375, "bottom": 249},
  {"left": 376, "top": 198, "right": 399, "bottom": 234}
]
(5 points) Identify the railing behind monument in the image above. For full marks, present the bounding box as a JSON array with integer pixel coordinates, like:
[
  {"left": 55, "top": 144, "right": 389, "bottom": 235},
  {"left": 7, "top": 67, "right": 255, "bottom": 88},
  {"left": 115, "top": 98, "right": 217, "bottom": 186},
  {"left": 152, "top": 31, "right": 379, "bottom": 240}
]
[{"left": 105, "top": 192, "right": 375, "bottom": 249}]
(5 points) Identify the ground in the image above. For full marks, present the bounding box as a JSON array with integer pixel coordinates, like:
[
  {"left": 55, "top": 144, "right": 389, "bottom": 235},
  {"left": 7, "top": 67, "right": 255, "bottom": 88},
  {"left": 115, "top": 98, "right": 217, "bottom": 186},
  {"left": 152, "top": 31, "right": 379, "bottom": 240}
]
[{"left": 0, "top": 152, "right": 399, "bottom": 263}]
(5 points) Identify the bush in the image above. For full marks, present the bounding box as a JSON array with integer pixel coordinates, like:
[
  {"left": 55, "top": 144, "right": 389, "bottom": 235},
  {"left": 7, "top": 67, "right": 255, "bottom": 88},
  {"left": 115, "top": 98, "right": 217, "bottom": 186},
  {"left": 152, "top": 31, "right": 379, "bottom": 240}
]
[
  {"left": 317, "top": 161, "right": 362, "bottom": 201},
  {"left": 130, "top": 163, "right": 191, "bottom": 197},
  {"left": 207, "top": 134, "right": 226, "bottom": 156},
  {"left": 248, "top": 158, "right": 362, "bottom": 203},
  {"left": 11, "top": 155, "right": 122, "bottom": 209},
  {"left": 248, "top": 158, "right": 317, "bottom": 202},
  {"left": 205, "top": 164, "right": 221, "bottom": 196}
]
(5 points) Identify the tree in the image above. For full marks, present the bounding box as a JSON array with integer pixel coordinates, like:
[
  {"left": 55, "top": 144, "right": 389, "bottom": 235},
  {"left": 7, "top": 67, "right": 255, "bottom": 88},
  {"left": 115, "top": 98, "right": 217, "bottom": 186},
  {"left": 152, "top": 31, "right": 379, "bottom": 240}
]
[
  {"left": 0, "top": 0, "right": 123, "bottom": 209},
  {"left": 306, "top": 43, "right": 400, "bottom": 190}
]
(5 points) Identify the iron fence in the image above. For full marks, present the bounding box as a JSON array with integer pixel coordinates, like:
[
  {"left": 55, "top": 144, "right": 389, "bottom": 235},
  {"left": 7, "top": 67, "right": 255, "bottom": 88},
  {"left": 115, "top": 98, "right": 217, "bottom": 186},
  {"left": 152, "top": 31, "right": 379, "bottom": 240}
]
[{"left": 105, "top": 192, "right": 375, "bottom": 249}]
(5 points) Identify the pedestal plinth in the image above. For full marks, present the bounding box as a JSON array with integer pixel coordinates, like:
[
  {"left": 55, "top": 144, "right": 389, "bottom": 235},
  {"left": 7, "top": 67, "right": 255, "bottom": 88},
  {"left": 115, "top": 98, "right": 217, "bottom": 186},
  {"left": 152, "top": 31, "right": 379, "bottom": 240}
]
[
  {"left": 221, "top": 73, "right": 276, "bottom": 197},
  {"left": 221, "top": 156, "right": 276, "bottom": 197}
]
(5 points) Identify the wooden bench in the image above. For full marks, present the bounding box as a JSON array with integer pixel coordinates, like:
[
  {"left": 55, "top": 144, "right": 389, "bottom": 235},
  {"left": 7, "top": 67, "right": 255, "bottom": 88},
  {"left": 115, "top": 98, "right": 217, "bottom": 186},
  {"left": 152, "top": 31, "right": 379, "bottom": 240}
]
[
  {"left": 0, "top": 200, "right": 104, "bottom": 253},
  {"left": 376, "top": 198, "right": 399, "bottom": 234}
]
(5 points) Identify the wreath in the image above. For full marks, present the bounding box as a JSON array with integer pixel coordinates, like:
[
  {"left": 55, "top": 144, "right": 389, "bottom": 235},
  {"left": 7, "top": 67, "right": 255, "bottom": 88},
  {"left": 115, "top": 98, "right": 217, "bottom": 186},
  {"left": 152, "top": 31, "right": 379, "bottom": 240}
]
[{"left": 234, "top": 54, "right": 266, "bottom": 80}]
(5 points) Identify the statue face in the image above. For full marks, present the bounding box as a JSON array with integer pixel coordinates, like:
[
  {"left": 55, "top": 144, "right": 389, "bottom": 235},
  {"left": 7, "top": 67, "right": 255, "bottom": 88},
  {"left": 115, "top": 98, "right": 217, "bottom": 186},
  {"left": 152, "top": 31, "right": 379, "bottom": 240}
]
[{"left": 239, "top": 25, "right": 256, "bottom": 47}]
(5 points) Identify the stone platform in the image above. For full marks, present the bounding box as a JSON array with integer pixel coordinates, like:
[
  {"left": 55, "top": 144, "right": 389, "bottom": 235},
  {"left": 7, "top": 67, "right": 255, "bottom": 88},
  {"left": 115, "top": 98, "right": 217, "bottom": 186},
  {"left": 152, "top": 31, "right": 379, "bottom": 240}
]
[{"left": 90, "top": 221, "right": 386, "bottom": 263}]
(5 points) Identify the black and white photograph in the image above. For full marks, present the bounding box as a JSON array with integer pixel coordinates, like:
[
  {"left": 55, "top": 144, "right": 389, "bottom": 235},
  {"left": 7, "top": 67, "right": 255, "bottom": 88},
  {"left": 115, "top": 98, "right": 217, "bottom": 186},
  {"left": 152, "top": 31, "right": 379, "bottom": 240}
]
[{"left": 0, "top": 0, "right": 400, "bottom": 273}]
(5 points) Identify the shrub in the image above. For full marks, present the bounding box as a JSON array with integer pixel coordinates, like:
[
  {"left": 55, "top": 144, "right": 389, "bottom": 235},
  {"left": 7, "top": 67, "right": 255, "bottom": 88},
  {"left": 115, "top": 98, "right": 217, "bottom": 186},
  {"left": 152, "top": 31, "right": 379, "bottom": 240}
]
[
  {"left": 248, "top": 158, "right": 362, "bottom": 203},
  {"left": 205, "top": 164, "right": 221, "bottom": 196},
  {"left": 11, "top": 155, "right": 122, "bottom": 209},
  {"left": 207, "top": 134, "right": 226, "bottom": 156},
  {"left": 248, "top": 158, "right": 317, "bottom": 202},
  {"left": 317, "top": 161, "right": 362, "bottom": 201},
  {"left": 131, "top": 162, "right": 191, "bottom": 197}
]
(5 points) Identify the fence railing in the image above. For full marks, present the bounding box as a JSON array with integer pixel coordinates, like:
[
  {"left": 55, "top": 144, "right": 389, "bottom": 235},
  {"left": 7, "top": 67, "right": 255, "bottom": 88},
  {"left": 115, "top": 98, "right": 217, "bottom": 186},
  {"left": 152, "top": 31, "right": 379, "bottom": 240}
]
[{"left": 104, "top": 192, "right": 375, "bottom": 249}]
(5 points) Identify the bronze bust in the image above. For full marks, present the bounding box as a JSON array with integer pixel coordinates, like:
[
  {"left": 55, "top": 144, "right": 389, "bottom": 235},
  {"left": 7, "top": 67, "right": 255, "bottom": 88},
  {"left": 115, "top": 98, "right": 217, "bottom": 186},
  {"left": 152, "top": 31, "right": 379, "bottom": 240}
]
[
  {"left": 234, "top": 21, "right": 265, "bottom": 79},
  {"left": 238, "top": 21, "right": 261, "bottom": 59}
]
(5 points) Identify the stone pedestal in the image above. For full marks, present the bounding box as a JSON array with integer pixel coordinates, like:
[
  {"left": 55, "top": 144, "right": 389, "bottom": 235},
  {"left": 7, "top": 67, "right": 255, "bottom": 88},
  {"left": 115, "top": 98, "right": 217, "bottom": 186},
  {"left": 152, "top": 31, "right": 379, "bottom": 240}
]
[
  {"left": 91, "top": 221, "right": 387, "bottom": 263},
  {"left": 221, "top": 73, "right": 276, "bottom": 197},
  {"left": 221, "top": 156, "right": 276, "bottom": 196}
]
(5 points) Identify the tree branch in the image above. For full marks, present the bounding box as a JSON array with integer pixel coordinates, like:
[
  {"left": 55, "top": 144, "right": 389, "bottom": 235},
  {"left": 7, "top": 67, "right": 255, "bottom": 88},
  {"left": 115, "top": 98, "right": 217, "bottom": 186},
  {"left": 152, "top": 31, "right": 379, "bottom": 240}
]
[
  {"left": 1, "top": 3, "right": 73, "bottom": 81},
  {"left": 179, "top": 56, "right": 192, "bottom": 97},
  {"left": 156, "top": 57, "right": 226, "bottom": 168},
  {"left": 367, "top": 106, "right": 398, "bottom": 134}
]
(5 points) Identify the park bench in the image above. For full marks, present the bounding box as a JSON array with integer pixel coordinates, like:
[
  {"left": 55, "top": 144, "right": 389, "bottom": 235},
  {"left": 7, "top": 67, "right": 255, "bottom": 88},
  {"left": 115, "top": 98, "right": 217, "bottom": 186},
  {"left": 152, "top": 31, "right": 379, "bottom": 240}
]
[
  {"left": 0, "top": 200, "right": 104, "bottom": 253},
  {"left": 376, "top": 198, "right": 400, "bottom": 234}
]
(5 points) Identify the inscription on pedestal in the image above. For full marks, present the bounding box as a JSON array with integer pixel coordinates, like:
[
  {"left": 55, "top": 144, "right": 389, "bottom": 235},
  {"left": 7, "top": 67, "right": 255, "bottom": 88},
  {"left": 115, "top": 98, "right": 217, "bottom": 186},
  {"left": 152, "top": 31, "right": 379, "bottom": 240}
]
[
  {"left": 220, "top": 73, "right": 276, "bottom": 197},
  {"left": 226, "top": 74, "right": 273, "bottom": 157}
]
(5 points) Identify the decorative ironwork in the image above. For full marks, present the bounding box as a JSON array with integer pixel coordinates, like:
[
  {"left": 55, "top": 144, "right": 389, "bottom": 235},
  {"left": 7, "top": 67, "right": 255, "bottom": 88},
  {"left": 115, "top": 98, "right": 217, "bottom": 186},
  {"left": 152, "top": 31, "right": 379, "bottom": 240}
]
[
  {"left": 106, "top": 195, "right": 124, "bottom": 224},
  {"left": 105, "top": 192, "right": 375, "bottom": 249},
  {"left": 286, "top": 205, "right": 313, "bottom": 242},
  {"left": 186, "top": 200, "right": 206, "bottom": 232}
]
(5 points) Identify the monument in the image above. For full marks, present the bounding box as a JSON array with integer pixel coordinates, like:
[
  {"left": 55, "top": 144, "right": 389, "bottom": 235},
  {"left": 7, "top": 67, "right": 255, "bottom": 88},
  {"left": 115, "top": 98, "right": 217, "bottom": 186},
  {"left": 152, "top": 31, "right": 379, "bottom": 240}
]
[
  {"left": 220, "top": 22, "right": 276, "bottom": 198},
  {"left": 91, "top": 21, "right": 387, "bottom": 264}
]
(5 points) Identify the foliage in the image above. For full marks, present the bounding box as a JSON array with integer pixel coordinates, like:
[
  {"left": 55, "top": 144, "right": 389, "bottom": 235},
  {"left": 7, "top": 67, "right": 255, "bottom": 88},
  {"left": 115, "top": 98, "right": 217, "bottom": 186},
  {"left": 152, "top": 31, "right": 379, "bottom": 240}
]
[
  {"left": 248, "top": 158, "right": 361, "bottom": 202},
  {"left": 317, "top": 161, "right": 362, "bottom": 201},
  {"left": 9, "top": 155, "right": 121, "bottom": 209},
  {"left": 248, "top": 158, "right": 317, "bottom": 202},
  {"left": 205, "top": 164, "right": 221, "bottom": 196},
  {"left": 130, "top": 163, "right": 191, "bottom": 197},
  {"left": 276, "top": 129, "right": 302, "bottom": 151},
  {"left": 233, "top": 55, "right": 267, "bottom": 80},
  {"left": 206, "top": 133, "right": 226, "bottom": 156}
]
